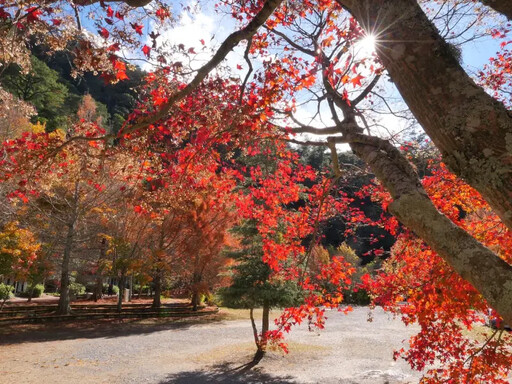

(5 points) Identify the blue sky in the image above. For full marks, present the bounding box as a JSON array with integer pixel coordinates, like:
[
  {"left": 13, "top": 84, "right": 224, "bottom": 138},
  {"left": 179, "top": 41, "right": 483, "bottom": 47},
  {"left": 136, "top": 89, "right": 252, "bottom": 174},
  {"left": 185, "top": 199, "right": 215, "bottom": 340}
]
[{"left": 75, "top": 0, "right": 506, "bottom": 146}]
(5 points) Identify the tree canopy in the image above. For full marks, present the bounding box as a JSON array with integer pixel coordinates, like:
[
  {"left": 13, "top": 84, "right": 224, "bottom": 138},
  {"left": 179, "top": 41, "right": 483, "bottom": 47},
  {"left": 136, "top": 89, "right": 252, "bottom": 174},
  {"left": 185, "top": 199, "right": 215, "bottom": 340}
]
[{"left": 0, "top": 0, "right": 511, "bottom": 382}]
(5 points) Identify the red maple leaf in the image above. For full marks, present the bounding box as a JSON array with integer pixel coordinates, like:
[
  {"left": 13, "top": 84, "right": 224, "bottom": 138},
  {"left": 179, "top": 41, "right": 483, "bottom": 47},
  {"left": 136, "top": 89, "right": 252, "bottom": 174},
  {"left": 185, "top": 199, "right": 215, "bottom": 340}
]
[
  {"left": 99, "top": 28, "right": 109, "bottom": 39},
  {"left": 26, "top": 7, "right": 42, "bottom": 23},
  {"left": 350, "top": 74, "right": 364, "bottom": 87},
  {"left": 131, "top": 23, "right": 143, "bottom": 35},
  {"left": 142, "top": 45, "right": 151, "bottom": 58}
]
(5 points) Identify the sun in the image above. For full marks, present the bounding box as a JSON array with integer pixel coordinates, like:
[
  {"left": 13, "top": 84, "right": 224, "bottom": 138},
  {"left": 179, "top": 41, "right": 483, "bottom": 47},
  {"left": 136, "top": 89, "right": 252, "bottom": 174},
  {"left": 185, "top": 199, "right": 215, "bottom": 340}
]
[{"left": 358, "top": 34, "right": 377, "bottom": 54}]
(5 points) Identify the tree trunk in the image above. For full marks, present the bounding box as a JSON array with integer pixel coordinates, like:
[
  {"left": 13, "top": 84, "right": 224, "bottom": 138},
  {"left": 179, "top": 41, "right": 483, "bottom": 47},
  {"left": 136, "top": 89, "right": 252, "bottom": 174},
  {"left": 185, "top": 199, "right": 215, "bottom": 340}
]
[
  {"left": 339, "top": 0, "right": 512, "bottom": 231},
  {"left": 93, "top": 238, "right": 107, "bottom": 302},
  {"left": 57, "top": 182, "right": 79, "bottom": 315},
  {"left": 128, "top": 276, "right": 132, "bottom": 302},
  {"left": 343, "top": 131, "right": 512, "bottom": 326},
  {"left": 261, "top": 301, "right": 270, "bottom": 347},
  {"left": 138, "top": 282, "right": 143, "bottom": 298},
  {"left": 117, "top": 273, "right": 126, "bottom": 313},
  {"left": 191, "top": 272, "right": 201, "bottom": 311},
  {"left": 250, "top": 307, "right": 265, "bottom": 363},
  {"left": 57, "top": 221, "right": 75, "bottom": 315},
  {"left": 151, "top": 273, "right": 161, "bottom": 309},
  {"left": 93, "top": 277, "right": 103, "bottom": 302},
  {"left": 480, "top": 0, "right": 512, "bottom": 19}
]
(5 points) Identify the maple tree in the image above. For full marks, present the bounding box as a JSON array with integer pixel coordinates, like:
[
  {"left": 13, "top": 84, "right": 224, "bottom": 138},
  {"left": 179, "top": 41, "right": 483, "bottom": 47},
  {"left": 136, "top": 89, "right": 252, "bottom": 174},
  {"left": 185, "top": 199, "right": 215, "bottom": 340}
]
[
  {"left": 0, "top": 221, "right": 40, "bottom": 281},
  {"left": 181, "top": 196, "right": 234, "bottom": 311},
  {"left": 358, "top": 159, "right": 512, "bottom": 382},
  {"left": 0, "top": 0, "right": 511, "bottom": 382},
  {"left": 0, "top": 118, "right": 132, "bottom": 313}
]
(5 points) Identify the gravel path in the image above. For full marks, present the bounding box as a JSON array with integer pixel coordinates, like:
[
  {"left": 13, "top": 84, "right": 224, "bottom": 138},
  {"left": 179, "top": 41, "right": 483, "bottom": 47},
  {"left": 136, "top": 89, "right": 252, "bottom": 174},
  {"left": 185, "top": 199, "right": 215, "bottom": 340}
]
[{"left": 0, "top": 307, "right": 423, "bottom": 383}]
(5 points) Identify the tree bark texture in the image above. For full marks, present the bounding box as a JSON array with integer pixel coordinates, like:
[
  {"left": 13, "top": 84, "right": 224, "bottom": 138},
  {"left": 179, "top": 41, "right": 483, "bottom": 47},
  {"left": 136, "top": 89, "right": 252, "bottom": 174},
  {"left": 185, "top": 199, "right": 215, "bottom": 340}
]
[
  {"left": 117, "top": 273, "right": 126, "bottom": 313},
  {"left": 191, "top": 272, "right": 202, "bottom": 311},
  {"left": 339, "top": 0, "right": 512, "bottom": 230},
  {"left": 480, "top": 0, "right": 512, "bottom": 19},
  {"left": 93, "top": 238, "right": 107, "bottom": 302},
  {"left": 345, "top": 132, "right": 512, "bottom": 326},
  {"left": 57, "top": 182, "right": 79, "bottom": 315},
  {"left": 151, "top": 273, "right": 161, "bottom": 308},
  {"left": 57, "top": 220, "right": 74, "bottom": 315}
]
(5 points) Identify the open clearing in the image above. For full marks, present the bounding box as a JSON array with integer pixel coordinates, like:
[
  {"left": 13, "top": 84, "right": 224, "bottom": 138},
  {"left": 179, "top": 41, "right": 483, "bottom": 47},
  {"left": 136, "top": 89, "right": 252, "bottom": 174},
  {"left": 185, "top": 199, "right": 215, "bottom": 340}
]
[{"left": 0, "top": 307, "right": 424, "bottom": 383}]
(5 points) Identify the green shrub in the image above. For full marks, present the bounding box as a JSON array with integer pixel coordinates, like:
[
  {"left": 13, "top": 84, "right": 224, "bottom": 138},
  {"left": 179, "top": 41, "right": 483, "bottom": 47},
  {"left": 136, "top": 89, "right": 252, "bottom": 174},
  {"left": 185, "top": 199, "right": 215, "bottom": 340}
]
[
  {"left": 0, "top": 283, "right": 14, "bottom": 301},
  {"left": 18, "top": 285, "right": 44, "bottom": 298},
  {"left": 69, "top": 282, "right": 86, "bottom": 297},
  {"left": 102, "top": 284, "right": 119, "bottom": 295},
  {"left": 30, "top": 284, "right": 44, "bottom": 298},
  {"left": 133, "top": 284, "right": 149, "bottom": 293}
]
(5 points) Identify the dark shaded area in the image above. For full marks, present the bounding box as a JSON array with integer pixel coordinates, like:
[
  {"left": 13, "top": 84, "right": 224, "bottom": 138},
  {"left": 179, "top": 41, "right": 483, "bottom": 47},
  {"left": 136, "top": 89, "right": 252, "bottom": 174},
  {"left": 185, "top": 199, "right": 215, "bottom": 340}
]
[
  {"left": 0, "top": 312, "right": 226, "bottom": 345},
  {"left": 297, "top": 146, "right": 396, "bottom": 261},
  {"left": 159, "top": 362, "right": 297, "bottom": 384}
]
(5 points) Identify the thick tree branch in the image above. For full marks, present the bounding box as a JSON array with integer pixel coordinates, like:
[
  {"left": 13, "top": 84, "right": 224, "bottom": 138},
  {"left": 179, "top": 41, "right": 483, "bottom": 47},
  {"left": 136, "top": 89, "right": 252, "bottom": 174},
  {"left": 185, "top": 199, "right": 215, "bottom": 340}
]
[
  {"left": 286, "top": 138, "right": 327, "bottom": 146},
  {"left": 337, "top": 0, "right": 512, "bottom": 231},
  {"left": 72, "top": 0, "right": 152, "bottom": 7},
  {"left": 479, "top": 0, "right": 512, "bottom": 20},
  {"left": 239, "top": 37, "right": 254, "bottom": 105},
  {"left": 292, "top": 42, "right": 512, "bottom": 324},
  {"left": 286, "top": 125, "right": 340, "bottom": 135},
  {"left": 122, "top": 0, "right": 283, "bottom": 136}
]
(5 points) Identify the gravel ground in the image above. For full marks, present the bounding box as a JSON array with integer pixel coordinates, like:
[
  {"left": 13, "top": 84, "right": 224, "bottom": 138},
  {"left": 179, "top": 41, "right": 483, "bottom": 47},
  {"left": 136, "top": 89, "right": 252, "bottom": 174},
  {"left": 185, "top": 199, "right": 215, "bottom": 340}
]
[{"left": 0, "top": 307, "right": 423, "bottom": 384}]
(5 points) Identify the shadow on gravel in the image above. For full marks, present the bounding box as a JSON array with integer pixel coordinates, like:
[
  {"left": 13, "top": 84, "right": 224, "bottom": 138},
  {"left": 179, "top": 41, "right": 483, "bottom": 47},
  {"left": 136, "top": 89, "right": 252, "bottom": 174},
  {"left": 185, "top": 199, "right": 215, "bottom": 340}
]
[
  {"left": 0, "top": 314, "right": 225, "bottom": 345},
  {"left": 159, "top": 362, "right": 297, "bottom": 383}
]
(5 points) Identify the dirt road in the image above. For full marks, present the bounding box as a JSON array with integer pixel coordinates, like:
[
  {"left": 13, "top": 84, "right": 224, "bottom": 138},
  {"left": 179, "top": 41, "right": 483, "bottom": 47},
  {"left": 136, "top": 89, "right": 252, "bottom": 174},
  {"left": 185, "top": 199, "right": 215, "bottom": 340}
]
[{"left": 0, "top": 307, "right": 423, "bottom": 383}]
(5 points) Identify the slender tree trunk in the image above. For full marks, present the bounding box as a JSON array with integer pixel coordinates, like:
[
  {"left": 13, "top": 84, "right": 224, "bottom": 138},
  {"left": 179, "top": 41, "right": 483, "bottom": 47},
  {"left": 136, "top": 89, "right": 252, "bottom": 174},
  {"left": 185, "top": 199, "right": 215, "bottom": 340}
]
[
  {"left": 250, "top": 307, "right": 265, "bottom": 362},
  {"left": 128, "top": 275, "right": 132, "bottom": 302},
  {"left": 261, "top": 301, "right": 270, "bottom": 346},
  {"left": 93, "top": 238, "right": 107, "bottom": 302},
  {"left": 57, "top": 221, "right": 75, "bottom": 315},
  {"left": 338, "top": 0, "right": 512, "bottom": 230},
  {"left": 93, "top": 277, "right": 103, "bottom": 302},
  {"left": 250, "top": 307, "right": 260, "bottom": 348},
  {"left": 151, "top": 273, "right": 161, "bottom": 308},
  {"left": 251, "top": 304, "right": 270, "bottom": 363},
  {"left": 57, "top": 182, "right": 79, "bottom": 315},
  {"left": 191, "top": 272, "right": 202, "bottom": 311},
  {"left": 138, "top": 282, "right": 143, "bottom": 298},
  {"left": 117, "top": 273, "right": 125, "bottom": 313}
]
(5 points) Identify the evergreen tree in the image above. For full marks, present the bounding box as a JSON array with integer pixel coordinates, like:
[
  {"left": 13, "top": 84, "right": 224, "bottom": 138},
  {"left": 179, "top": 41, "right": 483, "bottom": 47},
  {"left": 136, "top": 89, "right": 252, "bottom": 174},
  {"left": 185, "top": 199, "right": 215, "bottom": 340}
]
[
  {"left": 0, "top": 56, "right": 69, "bottom": 130},
  {"left": 219, "top": 219, "right": 301, "bottom": 361}
]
